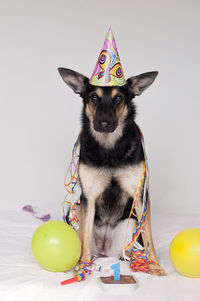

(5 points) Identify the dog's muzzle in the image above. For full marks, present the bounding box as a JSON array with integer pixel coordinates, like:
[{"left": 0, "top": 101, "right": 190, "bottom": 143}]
[{"left": 94, "top": 120, "right": 117, "bottom": 133}]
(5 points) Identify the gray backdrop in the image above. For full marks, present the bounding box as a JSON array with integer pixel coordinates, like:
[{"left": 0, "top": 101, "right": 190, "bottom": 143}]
[{"left": 0, "top": 0, "right": 199, "bottom": 214}]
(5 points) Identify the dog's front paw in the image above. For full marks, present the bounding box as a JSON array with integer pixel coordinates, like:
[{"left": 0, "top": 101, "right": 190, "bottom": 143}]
[
  {"left": 120, "top": 251, "right": 166, "bottom": 276},
  {"left": 148, "top": 261, "right": 166, "bottom": 276}
]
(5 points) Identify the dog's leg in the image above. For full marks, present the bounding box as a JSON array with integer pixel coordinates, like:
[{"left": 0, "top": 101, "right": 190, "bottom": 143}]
[
  {"left": 78, "top": 163, "right": 111, "bottom": 261},
  {"left": 80, "top": 196, "right": 95, "bottom": 261},
  {"left": 115, "top": 162, "right": 165, "bottom": 276},
  {"left": 135, "top": 196, "right": 166, "bottom": 275}
]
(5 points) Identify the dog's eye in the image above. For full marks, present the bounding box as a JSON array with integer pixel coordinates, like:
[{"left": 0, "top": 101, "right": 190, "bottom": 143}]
[
  {"left": 114, "top": 94, "right": 123, "bottom": 105},
  {"left": 90, "top": 93, "right": 99, "bottom": 103}
]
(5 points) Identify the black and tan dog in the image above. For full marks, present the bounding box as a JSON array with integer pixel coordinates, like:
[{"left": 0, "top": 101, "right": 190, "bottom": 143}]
[{"left": 58, "top": 68, "right": 165, "bottom": 275}]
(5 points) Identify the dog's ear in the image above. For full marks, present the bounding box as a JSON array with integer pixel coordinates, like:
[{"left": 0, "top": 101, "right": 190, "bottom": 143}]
[
  {"left": 58, "top": 68, "right": 89, "bottom": 94},
  {"left": 127, "top": 71, "right": 158, "bottom": 96}
]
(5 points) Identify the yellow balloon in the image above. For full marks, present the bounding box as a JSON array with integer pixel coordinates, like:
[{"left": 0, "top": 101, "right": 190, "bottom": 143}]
[{"left": 170, "top": 228, "right": 200, "bottom": 278}]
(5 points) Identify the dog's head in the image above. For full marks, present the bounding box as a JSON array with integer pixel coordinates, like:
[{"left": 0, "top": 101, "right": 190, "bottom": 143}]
[{"left": 58, "top": 68, "right": 158, "bottom": 133}]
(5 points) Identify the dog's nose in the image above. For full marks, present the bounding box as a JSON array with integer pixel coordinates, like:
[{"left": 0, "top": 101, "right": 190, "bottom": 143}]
[{"left": 100, "top": 121, "right": 108, "bottom": 128}]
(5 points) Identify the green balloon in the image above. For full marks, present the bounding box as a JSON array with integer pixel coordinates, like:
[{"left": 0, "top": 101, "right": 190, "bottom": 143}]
[{"left": 31, "top": 220, "right": 81, "bottom": 272}]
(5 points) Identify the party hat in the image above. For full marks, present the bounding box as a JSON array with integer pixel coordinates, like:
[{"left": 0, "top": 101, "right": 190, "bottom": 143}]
[{"left": 89, "top": 28, "right": 126, "bottom": 87}]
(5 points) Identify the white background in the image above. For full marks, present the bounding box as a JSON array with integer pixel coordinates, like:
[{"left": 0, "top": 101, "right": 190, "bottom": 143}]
[{"left": 0, "top": 0, "right": 200, "bottom": 214}]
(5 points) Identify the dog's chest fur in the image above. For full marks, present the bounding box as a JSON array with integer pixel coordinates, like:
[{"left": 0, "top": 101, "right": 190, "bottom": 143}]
[
  {"left": 78, "top": 121, "right": 145, "bottom": 228},
  {"left": 79, "top": 162, "right": 144, "bottom": 226}
]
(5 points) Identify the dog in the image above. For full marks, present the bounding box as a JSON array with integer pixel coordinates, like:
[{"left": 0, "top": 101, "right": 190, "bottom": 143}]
[{"left": 58, "top": 67, "right": 165, "bottom": 276}]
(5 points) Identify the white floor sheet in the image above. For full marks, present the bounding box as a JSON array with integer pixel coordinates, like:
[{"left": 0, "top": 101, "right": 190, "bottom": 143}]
[{"left": 0, "top": 209, "right": 200, "bottom": 301}]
